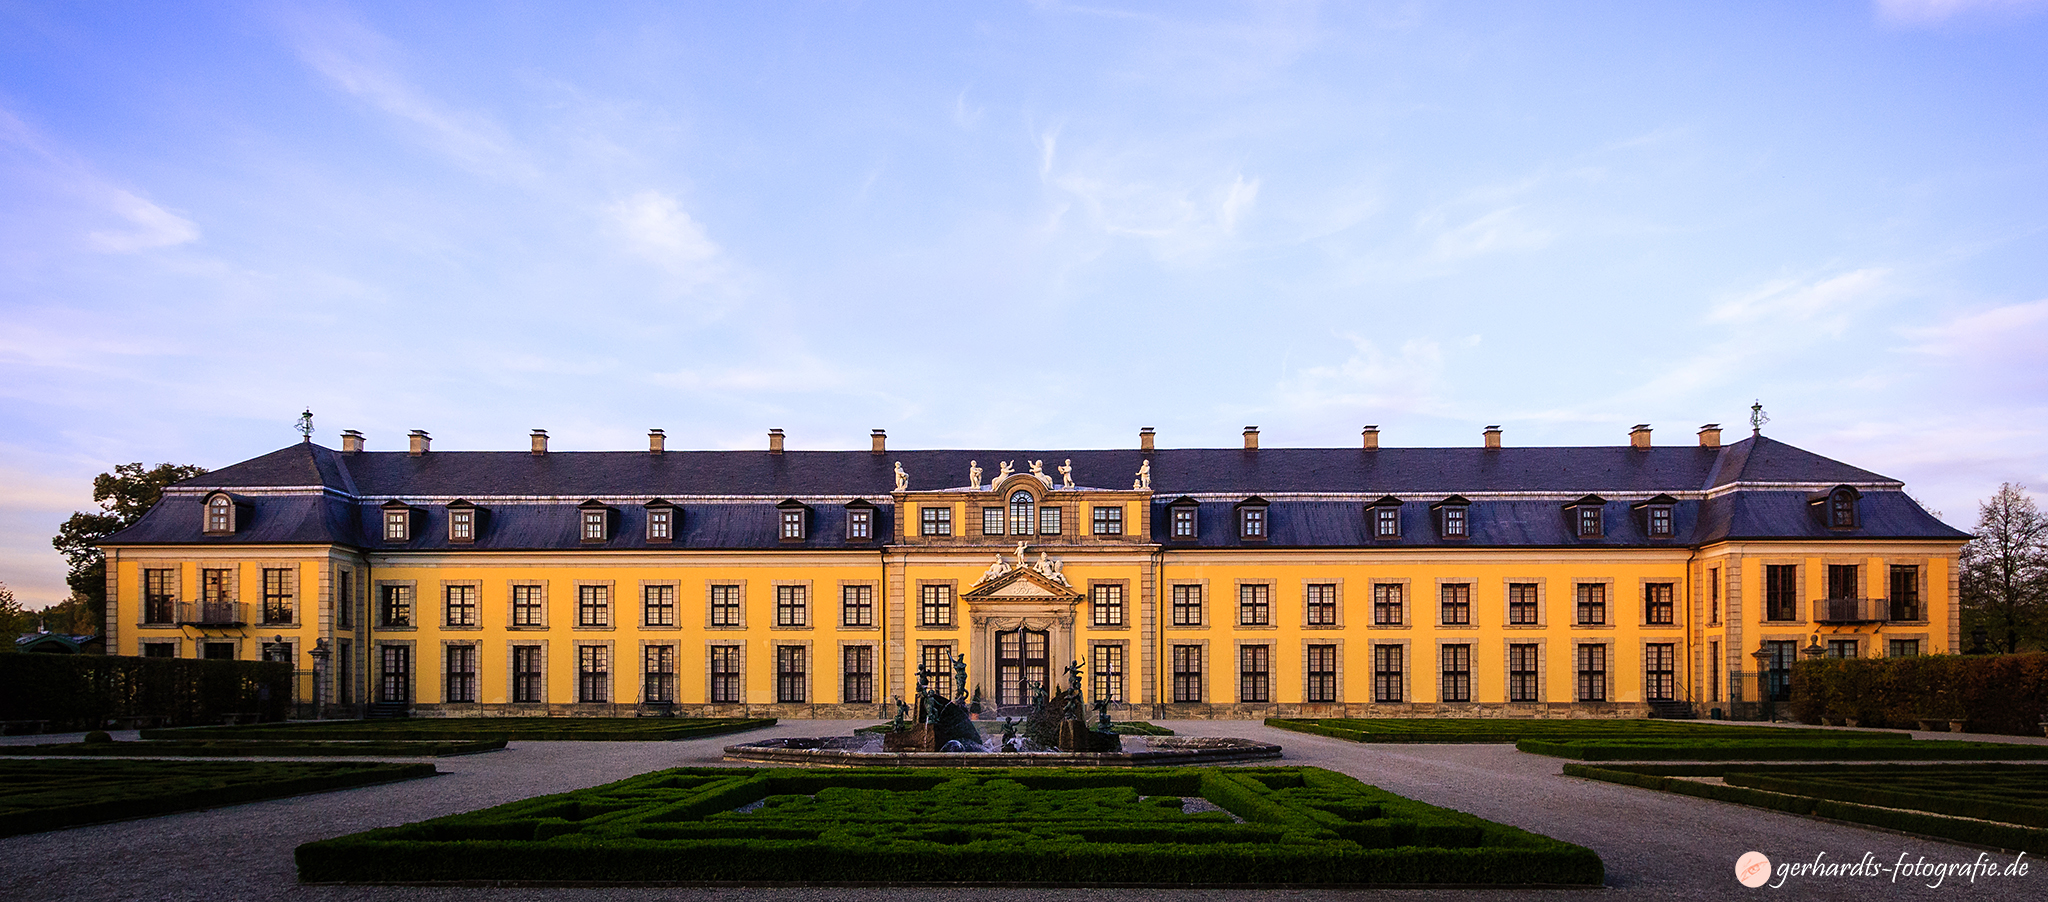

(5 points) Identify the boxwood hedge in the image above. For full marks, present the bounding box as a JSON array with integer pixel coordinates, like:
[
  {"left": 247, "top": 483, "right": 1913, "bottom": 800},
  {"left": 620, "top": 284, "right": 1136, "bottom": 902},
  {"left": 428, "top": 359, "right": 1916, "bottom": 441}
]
[
  {"left": 0, "top": 759, "right": 436, "bottom": 837},
  {"left": 1564, "top": 762, "right": 2048, "bottom": 855},
  {"left": 295, "top": 766, "right": 1604, "bottom": 886},
  {"left": 1517, "top": 737, "right": 2048, "bottom": 761},
  {"left": 143, "top": 717, "right": 773, "bottom": 742},
  {"left": 1265, "top": 718, "right": 1895, "bottom": 744},
  {"left": 0, "top": 739, "right": 505, "bottom": 757}
]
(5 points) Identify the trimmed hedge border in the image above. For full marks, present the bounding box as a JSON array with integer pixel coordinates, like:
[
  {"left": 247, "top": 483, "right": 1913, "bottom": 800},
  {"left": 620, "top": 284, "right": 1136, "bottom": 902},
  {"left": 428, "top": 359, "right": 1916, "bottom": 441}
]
[
  {"left": 295, "top": 766, "right": 1604, "bottom": 886},
  {"left": 1564, "top": 763, "right": 2048, "bottom": 855},
  {"left": 1723, "top": 765, "right": 2048, "bottom": 829},
  {"left": 0, "top": 759, "right": 437, "bottom": 837},
  {"left": 0, "top": 655, "right": 292, "bottom": 730},
  {"left": 0, "top": 739, "right": 506, "bottom": 758},
  {"left": 1517, "top": 738, "right": 2048, "bottom": 761},
  {"left": 143, "top": 717, "right": 774, "bottom": 742},
  {"left": 1265, "top": 718, "right": 1899, "bottom": 744}
]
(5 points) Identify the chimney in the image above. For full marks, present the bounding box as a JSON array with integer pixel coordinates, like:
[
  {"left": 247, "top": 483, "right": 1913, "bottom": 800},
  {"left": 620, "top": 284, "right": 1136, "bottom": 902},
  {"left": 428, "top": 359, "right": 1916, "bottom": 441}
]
[
  {"left": 1243, "top": 426, "right": 1260, "bottom": 450},
  {"left": 1630, "top": 424, "right": 1652, "bottom": 450},
  {"left": 1140, "top": 427, "right": 1155, "bottom": 452},
  {"left": 649, "top": 429, "right": 665, "bottom": 454},
  {"left": 768, "top": 428, "right": 785, "bottom": 454},
  {"left": 1699, "top": 423, "right": 1723, "bottom": 449},
  {"left": 341, "top": 430, "right": 364, "bottom": 454},
  {"left": 530, "top": 429, "right": 548, "bottom": 455},
  {"left": 1361, "top": 425, "right": 1379, "bottom": 450},
  {"left": 871, "top": 429, "right": 886, "bottom": 454},
  {"left": 1483, "top": 426, "right": 1502, "bottom": 450},
  {"left": 408, "top": 430, "right": 430, "bottom": 456}
]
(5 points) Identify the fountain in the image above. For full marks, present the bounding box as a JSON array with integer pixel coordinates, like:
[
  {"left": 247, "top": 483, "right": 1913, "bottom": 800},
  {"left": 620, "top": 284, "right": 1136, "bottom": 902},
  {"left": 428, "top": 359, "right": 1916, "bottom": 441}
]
[{"left": 724, "top": 659, "right": 1282, "bottom": 767}]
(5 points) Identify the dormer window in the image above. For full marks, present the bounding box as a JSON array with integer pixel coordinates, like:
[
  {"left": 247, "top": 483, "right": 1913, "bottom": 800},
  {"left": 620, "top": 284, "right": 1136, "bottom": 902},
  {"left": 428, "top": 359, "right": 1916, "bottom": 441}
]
[
  {"left": 845, "top": 500, "right": 875, "bottom": 541},
  {"left": 204, "top": 494, "right": 235, "bottom": 535},
  {"left": 645, "top": 500, "right": 675, "bottom": 543},
  {"left": 778, "top": 499, "right": 809, "bottom": 541},
  {"left": 1008, "top": 491, "right": 1036, "bottom": 536},
  {"left": 1370, "top": 496, "right": 1402, "bottom": 540},
  {"left": 1565, "top": 495, "right": 1606, "bottom": 539},
  {"left": 1168, "top": 497, "right": 1199, "bottom": 540},
  {"left": 380, "top": 501, "right": 413, "bottom": 543},
  {"left": 1432, "top": 496, "right": 1470, "bottom": 539},
  {"left": 447, "top": 500, "right": 478, "bottom": 544},
  {"left": 578, "top": 500, "right": 613, "bottom": 543},
  {"left": 1632, "top": 494, "right": 1677, "bottom": 539},
  {"left": 1236, "top": 497, "right": 1269, "bottom": 541},
  {"left": 1829, "top": 487, "right": 1859, "bottom": 529}
]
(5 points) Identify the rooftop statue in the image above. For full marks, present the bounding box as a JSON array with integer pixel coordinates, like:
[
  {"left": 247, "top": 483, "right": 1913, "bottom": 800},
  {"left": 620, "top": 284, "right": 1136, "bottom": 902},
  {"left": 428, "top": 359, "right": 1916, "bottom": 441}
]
[
  {"left": 1059, "top": 459, "right": 1073, "bottom": 488},
  {"left": 893, "top": 461, "right": 908, "bottom": 492},
  {"left": 967, "top": 460, "right": 981, "bottom": 490}
]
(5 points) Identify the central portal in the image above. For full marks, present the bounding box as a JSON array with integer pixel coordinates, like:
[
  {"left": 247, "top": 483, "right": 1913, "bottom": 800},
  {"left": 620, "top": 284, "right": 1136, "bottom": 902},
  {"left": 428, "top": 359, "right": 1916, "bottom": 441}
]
[{"left": 995, "top": 628, "right": 1050, "bottom": 706}]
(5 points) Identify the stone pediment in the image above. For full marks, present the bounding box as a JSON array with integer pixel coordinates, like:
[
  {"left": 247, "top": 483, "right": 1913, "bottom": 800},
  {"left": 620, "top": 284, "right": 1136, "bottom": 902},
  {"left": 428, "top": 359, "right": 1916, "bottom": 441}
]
[{"left": 965, "top": 565, "right": 1080, "bottom": 602}]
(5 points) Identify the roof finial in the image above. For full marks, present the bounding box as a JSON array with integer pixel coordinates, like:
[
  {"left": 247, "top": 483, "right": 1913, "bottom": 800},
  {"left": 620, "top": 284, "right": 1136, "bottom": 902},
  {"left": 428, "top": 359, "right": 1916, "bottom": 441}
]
[
  {"left": 296, "top": 409, "right": 314, "bottom": 443},
  {"left": 1749, "top": 400, "right": 1768, "bottom": 436}
]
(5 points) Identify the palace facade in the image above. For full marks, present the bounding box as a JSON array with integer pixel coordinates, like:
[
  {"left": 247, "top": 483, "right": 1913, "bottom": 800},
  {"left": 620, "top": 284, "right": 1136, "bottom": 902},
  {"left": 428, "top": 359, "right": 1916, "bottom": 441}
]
[{"left": 100, "top": 423, "right": 1968, "bottom": 718}]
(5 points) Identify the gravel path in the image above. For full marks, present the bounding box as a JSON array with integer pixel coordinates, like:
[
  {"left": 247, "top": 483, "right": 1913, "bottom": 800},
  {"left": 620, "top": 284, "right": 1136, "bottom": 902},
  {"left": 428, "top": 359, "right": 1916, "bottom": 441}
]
[{"left": 1, "top": 719, "right": 2042, "bottom": 901}]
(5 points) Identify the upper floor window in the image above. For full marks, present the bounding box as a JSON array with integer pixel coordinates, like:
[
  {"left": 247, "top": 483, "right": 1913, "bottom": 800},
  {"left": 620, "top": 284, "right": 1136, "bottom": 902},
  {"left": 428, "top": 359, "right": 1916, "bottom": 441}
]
[
  {"left": 847, "top": 507, "right": 873, "bottom": 540},
  {"left": 1009, "top": 491, "right": 1036, "bottom": 536},
  {"left": 205, "top": 495, "right": 233, "bottom": 534},
  {"left": 1828, "top": 564, "right": 1859, "bottom": 601},
  {"left": 1039, "top": 505, "right": 1062, "bottom": 535},
  {"left": 778, "top": 501, "right": 808, "bottom": 541},
  {"left": 1647, "top": 506, "right": 1672, "bottom": 536},
  {"left": 1371, "top": 497, "right": 1401, "bottom": 539},
  {"left": 982, "top": 507, "right": 1004, "bottom": 536},
  {"left": 1575, "top": 583, "right": 1606, "bottom": 625},
  {"left": 1306, "top": 584, "right": 1338, "bottom": 626},
  {"left": 382, "top": 505, "right": 411, "bottom": 542},
  {"left": 1170, "top": 502, "right": 1198, "bottom": 540},
  {"left": 1092, "top": 506, "right": 1123, "bottom": 535},
  {"left": 1240, "top": 506, "right": 1266, "bottom": 539},
  {"left": 1829, "top": 488, "right": 1859, "bottom": 528},
  {"left": 1566, "top": 496, "right": 1605, "bottom": 539},
  {"left": 1435, "top": 499, "right": 1468, "bottom": 539},
  {"left": 1644, "top": 583, "right": 1674, "bottom": 625},
  {"left": 775, "top": 585, "right": 808, "bottom": 628},
  {"left": 1890, "top": 565, "right": 1921, "bottom": 621},
  {"left": 921, "top": 506, "right": 952, "bottom": 536},
  {"left": 581, "top": 507, "right": 609, "bottom": 542},
  {"left": 448, "top": 503, "right": 476, "bottom": 543}
]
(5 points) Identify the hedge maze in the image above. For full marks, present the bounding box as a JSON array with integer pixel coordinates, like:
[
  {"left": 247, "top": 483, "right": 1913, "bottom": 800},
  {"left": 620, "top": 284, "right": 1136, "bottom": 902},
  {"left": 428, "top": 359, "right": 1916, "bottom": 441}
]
[
  {"left": 1265, "top": 717, "right": 1882, "bottom": 744},
  {"left": 144, "top": 717, "right": 774, "bottom": 742},
  {"left": 1566, "top": 763, "right": 2048, "bottom": 854},
  {"left": 0, "top": 759, "right": 436, "bottom": 837},
  {"left": 295, "top": 766, "right": 1604, "bottom": 886}
]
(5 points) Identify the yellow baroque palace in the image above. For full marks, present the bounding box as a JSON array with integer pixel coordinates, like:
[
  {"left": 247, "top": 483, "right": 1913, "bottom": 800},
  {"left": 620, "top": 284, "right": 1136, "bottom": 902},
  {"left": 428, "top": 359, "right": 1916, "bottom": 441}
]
[{"left": 100, "top": 424, "right": 1967, "bottom": 719}]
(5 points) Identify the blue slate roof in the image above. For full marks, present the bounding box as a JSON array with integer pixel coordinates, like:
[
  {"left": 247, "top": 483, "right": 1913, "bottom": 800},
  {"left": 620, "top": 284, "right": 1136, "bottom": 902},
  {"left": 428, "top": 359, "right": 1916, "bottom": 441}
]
[{"left": 101, "top": 436, "right": 1967, "bottom": 550}]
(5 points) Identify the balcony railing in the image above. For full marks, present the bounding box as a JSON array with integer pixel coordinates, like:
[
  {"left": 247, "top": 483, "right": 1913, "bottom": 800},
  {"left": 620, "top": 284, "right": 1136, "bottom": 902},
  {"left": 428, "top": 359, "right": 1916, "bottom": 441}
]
[
  {"left": 178, "top": 601, "right": 247, "bottom": 627},
  {"left": 1811, "top": 597, "right": 1887, "bottom": 624}
]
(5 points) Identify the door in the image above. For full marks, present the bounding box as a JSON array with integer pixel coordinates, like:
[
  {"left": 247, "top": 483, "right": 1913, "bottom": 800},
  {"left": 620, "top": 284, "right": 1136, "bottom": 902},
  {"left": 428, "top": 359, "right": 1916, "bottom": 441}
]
[
  {"left": 995, "top": 628, "right": 1049, "bottom": 707},
  {"left": 379, "top": 645, "right": 411, "bottom": 703}
]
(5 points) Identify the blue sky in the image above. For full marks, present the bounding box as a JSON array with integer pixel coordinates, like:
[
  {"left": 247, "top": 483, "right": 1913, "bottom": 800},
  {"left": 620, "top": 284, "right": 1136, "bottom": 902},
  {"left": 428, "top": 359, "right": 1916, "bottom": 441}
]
[{"left": 3, "top": 1, "right": 2046, "bottom": 609}]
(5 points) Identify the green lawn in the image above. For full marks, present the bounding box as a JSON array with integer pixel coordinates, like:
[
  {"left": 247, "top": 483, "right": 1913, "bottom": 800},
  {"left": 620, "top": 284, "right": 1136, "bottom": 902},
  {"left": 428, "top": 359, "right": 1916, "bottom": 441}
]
[
  {"left": 1, "top": 738, "right": 504, "bottom": 758},
  {"left": 296, "top": 766, "right": 1603, "bottom": 886},
  {"left": 1266, "top": 717, "right": 1901, "bottom": 743},
  {"left": 141, "top": 717, "right": 774, "bottom": 742},
  {"left": 1566, "top": 762, "right": 2048, "bottom": 854},
  {"left": 0, "top": 759, "right": 436, "bottom": 837},
  {"left": 1517, "top": 737, "right": 2048, "bottom": 761}
]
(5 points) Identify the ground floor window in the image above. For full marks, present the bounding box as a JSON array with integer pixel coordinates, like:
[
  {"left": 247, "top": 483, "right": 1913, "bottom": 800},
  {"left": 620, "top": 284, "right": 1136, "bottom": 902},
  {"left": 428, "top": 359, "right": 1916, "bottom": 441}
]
[
  {"left": 1306, "top": 644, "right": 1337, "bottom": 703},
  {"left": 1644, "top": 643, "right": 1675, "bottom": 701},
  {"left": 445, "top": 645, "right": 477, "bottom": 703},
  {"left": 1826, "top": 639, "right": 1859, "bottom": 659},
  {"left": 1508, "top": 643, "right": 1538, "bottom": 702},
  {"left": 512, "top": 645, "right": 543, "bottom": 704},
  {"left": 142, "top": 641, "right": 175, "bottom": 658},
  {"left": 577, "top": 646, "right": 608, "bottom": 703},
  {"left": 1372, "top": 645, "right": 1403, "bottom": 703},
  {"left": 920, "top": 644, "right": 954, "bottom": 699},
  {"left": 337, "top": 640, "right": 353, "bottom": 704},
  {"left": 1576, "top": 644, "right": 1607, "bottom": 702},
  {"left": 378, "top": 645, "right": 409, "bottom": 703},
  {"left": 776, "top": 646, "right": 807, "bottom": 703},
  {"left": 644, "top": 645, "right": 676, "bottom": 704},
  {"left": 843, "top": 645, "right": 874, "bottom": 704},
  {"left": 1764, "top": 640, "right": 1796, "bottom": 702},
  {"left": 1091, "top": 644, "right": 1124, "bottom": 702},
  {"left": 710, "top": 645, "right": 741, "bottom": 703},
  {"left": 1171, "top": 645, "right": 1202, "bottom": 703},
  {"left": 1888, "top": 639, "right": 1920, "bottom": 658},
  {"left": 1239, "top": 645, "right": 1270, "bottom": 703},
  {"left": 1440, "top": 644, "right": 1471, "bottom": 703}
]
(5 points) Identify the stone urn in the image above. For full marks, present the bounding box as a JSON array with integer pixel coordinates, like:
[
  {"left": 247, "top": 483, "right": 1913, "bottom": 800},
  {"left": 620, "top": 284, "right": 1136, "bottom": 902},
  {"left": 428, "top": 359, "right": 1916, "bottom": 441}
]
[{"left": 1948, "top": 720, "right": 1968, "bottom": 733}]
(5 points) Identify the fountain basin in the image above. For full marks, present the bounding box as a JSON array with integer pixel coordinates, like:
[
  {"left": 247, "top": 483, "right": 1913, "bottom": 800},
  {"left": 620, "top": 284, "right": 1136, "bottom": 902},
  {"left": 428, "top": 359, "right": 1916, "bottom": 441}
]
[{"left": 723, "top": 734, "right": 1281, "bottom": 767}]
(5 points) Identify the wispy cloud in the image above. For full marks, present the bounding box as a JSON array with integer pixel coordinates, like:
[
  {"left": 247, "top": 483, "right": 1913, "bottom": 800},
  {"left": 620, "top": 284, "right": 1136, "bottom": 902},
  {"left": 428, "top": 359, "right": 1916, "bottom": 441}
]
[
  {"left": 1034, "top": 124, "right": 1264, "bottom": 260},
  {"left": 1423, "top": 205, "right": 1555, "bottom": 262},
  {"left": 1706, "top": 267, "right": 1892, "bottom": 333},
  {"left": 0, "top": 105, "right": 200, "bottom": 254},
  {"left": 1875, "top": 0, "right": 2048, "bottom": 26},
  {"left": 1902, "top": 297, "right": 2048, "bottom": 357},
  {"left": 273, "top": 5, "right": 535, "bottom": 179},
  {"left": 605, "top": 190, "right": 721, "bottom": 276},
  {"left": 1270, "top": 333, "right": 1467, "bottom": 417}
]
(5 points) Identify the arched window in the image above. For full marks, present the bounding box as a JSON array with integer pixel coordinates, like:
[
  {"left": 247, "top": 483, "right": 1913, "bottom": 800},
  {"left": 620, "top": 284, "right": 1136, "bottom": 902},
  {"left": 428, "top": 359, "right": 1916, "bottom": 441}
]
[
  {"left": 1829, "top": 488, "right": 1857, "bottom": 529},
  {"left": 206, "top": 495, "right": 232, "bottom": 533},
  {"left": 1009, "top": 490, "right": 1036, "bottom": 536}
]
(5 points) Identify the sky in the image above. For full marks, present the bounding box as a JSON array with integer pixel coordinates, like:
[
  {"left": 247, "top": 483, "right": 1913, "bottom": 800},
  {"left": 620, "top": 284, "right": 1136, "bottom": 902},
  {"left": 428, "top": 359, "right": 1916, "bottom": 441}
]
[{"left": 3, "top": 0, "right": 2047, "bottom": 610}]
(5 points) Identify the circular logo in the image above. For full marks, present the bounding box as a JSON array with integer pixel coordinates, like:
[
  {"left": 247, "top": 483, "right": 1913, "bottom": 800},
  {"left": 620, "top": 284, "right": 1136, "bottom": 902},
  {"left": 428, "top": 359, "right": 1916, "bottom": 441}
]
[{"left": 1736, "top": 851, "right": 1773, "bottom": 888}]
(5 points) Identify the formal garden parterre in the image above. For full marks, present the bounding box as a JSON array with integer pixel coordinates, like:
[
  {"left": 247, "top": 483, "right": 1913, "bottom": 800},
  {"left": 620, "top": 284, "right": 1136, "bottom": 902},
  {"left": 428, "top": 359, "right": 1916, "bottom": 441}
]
[
  {"left": 1266, "top": 717, "right": 1892, "bottom": 743},
  {"left": 0, "top": 738, "right": 506, "bottom": 758},
  {"left": 0, "top": 759, "right": 437, "bottom": 837},
  {"left": 1564, "top": 762, "right": 2048, "bottom": 855},
  {"left": 1516, "top": 736, "right": 2048, "bottom": 761},
  {"left": 294, "top": 766, "right": 1605, "bottom": 886}
]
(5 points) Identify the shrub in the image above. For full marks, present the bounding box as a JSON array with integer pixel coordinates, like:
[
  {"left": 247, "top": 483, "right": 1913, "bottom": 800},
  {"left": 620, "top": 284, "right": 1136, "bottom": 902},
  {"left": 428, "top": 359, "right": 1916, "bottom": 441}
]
[
  {"left": 81, "top": 731, "right": 113, "bottom": 744},
  {"left": 0, "top": 655, "right": 291, "bottom": 730},
  {"left": 143, "top": 717, "right": 773, "bottom": 742},
  {"left": 1792, "top": 653, "right": 2048, "bottom": 735}
]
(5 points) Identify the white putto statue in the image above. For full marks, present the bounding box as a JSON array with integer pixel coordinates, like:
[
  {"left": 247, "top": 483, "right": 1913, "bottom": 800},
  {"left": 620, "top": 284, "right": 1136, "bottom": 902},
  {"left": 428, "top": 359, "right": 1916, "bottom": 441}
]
[
  {"left": 968, "top": 460, "right": 982, "bottom": 490},
  {"left": 996, "top": 460, "right": 1014, "bottom": 482},
  {"left": 982, "top": 554, "right": 1010, "bottom": 582},
  {"left": 1134, "top": 459, "right": 1151, "bottom": 490},
  {"left": 893, "top": 461, "right": 909, "bottom": 492},
  {"left": 1059, "top": 459, "right": 1074, "bottom": 488},
  {"left": 1029, "top": 460, "right": 1052, "bottom": 487},
  {"left": 1033, "top": 551, "right": 1068, "bottom": 585}
]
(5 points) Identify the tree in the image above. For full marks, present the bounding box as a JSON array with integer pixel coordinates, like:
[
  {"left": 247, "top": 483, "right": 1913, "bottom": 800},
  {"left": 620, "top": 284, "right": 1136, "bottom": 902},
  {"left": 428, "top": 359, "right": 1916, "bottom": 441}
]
[
  {"left": 0, "top": 582, "right": 27, "bottom": 646},
  {"left": 1958, "top": 483, "right": 2048, "bottom": 654},
  {"left": 51, "top": 462, "right": 209, "bottom": 633}
]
